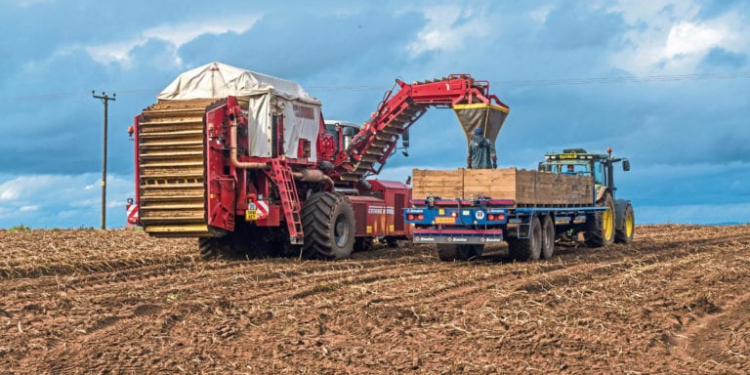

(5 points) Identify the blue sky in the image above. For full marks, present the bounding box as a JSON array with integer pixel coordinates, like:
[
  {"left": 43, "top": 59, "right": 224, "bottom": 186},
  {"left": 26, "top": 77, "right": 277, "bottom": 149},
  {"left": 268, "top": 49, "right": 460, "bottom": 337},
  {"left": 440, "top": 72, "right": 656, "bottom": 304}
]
[{"left": 0, "top": 0, "right": 748, "bottom": 228}]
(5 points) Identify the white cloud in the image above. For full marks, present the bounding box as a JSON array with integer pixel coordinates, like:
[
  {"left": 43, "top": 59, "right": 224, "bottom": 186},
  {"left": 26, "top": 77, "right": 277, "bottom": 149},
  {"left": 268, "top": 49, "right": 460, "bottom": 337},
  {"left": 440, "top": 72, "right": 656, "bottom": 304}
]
[
  {"left": 79, "top": 14, "right": 262, "bottom": 68},
  {"left": 663, "top": 22, "right": 724, "bottom": 58},
  {"left": 0, "top": 186, "right": 19, "bottom": 200},
  {"left": 608, "top": 0, "right": 749, "bottom": 75},
  {"left": 530, "top": 5, "right": 554, "bottom": 24},
  {"left": 407, "top": 5, "right": 492, "bottom": 57},
  {"left": 0, "top": 173, "right": 133, "bottom": 228}
]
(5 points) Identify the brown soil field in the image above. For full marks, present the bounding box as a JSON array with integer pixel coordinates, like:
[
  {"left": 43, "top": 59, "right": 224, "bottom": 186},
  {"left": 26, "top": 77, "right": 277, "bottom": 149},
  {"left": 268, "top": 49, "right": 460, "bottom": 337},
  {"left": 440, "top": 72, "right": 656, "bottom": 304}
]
[{"left": 1, "top": 225, "right": 749, "bottom": 374}]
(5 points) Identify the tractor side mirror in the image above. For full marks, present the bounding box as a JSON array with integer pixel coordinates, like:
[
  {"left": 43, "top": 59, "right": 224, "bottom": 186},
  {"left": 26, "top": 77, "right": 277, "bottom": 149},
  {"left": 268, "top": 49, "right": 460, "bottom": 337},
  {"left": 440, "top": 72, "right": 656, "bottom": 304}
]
[{"left": 622, "top": 159, "right": 630, "bottom": 172}]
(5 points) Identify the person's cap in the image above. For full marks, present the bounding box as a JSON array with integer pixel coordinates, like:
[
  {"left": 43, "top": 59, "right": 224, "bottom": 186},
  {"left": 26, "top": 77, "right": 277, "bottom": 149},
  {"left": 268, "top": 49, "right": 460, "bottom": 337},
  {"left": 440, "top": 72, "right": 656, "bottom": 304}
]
[{"left": 473, "top": 128, "right": 483, "bottom": 135}]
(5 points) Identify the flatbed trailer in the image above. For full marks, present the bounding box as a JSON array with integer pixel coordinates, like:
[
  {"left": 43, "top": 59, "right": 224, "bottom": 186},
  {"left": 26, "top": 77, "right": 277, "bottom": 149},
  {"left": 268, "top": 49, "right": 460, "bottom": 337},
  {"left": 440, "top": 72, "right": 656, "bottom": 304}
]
[
  {"left": 407, "top": 198, "right": 607, "bottom": 245},
  {"left": 404, "top": 149, "right": 635, "bottom": 262}
]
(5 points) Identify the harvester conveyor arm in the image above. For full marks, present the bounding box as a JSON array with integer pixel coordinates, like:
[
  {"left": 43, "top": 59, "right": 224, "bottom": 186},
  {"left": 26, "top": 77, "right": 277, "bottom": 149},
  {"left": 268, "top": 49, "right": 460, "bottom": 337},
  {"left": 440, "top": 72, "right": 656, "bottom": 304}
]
[{"left": 333, "top": 74, "right": 509, "bottom": 182}]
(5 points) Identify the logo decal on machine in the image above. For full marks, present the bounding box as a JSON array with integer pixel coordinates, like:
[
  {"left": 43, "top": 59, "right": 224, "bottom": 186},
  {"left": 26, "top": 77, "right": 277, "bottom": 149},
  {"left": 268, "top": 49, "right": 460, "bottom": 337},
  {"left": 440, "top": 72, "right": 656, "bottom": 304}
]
[{"left": 368, "top": 206, "right": 395, "bottom": 215}]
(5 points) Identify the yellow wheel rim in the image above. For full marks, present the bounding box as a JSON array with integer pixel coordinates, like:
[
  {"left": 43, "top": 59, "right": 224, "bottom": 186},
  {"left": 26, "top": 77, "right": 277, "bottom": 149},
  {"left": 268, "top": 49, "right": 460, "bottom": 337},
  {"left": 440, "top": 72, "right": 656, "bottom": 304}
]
[
  {"left": 626, "top": 211, "right": 634, "bottom": 238},
  {"left": 603, "top": 205, "right": 614, "bottom": 241}
]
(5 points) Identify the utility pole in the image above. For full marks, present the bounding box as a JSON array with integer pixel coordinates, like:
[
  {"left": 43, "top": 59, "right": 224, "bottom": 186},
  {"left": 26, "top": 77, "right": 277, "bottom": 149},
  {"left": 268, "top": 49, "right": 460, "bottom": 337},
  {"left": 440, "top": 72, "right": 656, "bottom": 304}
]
[{"left": 92, "top": 91, "right": 116, "bottom": 229}]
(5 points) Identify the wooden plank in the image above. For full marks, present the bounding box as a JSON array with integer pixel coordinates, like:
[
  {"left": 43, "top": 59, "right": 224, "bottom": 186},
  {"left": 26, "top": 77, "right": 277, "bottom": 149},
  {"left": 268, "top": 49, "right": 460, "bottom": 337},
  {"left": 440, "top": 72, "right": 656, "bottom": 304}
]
[{"left": 412, "top": 169, "right": 464, "bottom": 199}]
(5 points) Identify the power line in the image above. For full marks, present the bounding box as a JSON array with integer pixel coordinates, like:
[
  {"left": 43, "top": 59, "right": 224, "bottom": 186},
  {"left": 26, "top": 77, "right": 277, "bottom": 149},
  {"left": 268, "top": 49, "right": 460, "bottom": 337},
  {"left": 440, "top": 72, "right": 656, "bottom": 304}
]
[
  {"left": 1, "top": 71, "right": 749, "bottom": 102},
  {"left": 494, "top": 71, "right": 750, "bottom": 87}
]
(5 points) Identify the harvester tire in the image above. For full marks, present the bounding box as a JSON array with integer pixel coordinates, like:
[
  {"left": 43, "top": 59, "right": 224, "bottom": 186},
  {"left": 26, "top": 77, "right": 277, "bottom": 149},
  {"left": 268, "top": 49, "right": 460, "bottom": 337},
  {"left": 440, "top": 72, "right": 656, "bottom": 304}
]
[
  {"left": 198, "top": 237, "right": 233, "bottom": 260},
  {"left": 615, "top": 204, "right": 635, "bottom": 244},
  {"left": 584, "top": 192, "right": 616, "bottom": 247},
  {"left": 301, "top": 192, "right": 355, "bottom": 260},
  {"left": 437, "top": 244, "right": 481, "bottom": 261},
  {"left": 541, "top": 215, "right": 555, "bottom": 260},
  {"left": 509, "top": 216, "right": 542, "bottom": 262}
]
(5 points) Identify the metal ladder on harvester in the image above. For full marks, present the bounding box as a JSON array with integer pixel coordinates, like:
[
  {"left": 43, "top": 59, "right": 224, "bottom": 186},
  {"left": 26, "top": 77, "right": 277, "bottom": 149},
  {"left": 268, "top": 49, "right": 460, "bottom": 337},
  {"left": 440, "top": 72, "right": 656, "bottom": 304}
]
[{"left": 270, "top": 159, "right": 304, "bottom": 244}]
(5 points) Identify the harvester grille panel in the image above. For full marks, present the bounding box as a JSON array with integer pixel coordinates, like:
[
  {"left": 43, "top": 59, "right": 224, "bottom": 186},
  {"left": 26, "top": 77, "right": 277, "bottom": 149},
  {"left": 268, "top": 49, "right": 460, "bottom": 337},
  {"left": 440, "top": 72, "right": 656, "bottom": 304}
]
[{"left": 137, "top": 99, "right": 214, "bottom": 237}]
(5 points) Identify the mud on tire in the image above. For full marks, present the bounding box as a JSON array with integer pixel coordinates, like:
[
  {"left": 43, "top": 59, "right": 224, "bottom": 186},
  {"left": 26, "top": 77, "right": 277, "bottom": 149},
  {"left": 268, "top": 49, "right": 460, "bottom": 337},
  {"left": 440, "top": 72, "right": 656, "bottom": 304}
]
[{"left": 301, "top": 192, "right": 355, "bottom": 260}]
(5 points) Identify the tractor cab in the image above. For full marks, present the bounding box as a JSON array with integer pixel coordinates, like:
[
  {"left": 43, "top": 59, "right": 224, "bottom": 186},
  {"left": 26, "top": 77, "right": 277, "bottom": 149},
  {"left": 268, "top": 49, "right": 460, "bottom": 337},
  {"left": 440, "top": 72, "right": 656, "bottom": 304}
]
[
  {"left": 324, "top": 120, "right": 361, "bottom": 155},
  {"left": 539, "top": 148, "right": 630, "bottom": 193}
]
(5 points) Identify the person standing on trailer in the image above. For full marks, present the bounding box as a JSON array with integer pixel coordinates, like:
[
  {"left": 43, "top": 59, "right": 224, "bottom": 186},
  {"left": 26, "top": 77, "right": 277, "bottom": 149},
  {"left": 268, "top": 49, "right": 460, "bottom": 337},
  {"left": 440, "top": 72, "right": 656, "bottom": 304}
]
[{"left": 467, "top": 127, "right": 497, "bottom": 169}]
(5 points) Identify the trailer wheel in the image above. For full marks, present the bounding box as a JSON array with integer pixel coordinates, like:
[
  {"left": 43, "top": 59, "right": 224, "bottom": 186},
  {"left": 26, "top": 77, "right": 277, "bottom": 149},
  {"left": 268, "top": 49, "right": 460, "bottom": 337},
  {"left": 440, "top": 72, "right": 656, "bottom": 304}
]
[
  {"left": 541, "top": 215, "right": 555, "bottom": 260},
  {"left": 584, "top": 192, "right": 616, "bottom": 247},
  {"left": 437, "top": 244, "right": 481, "bottom": 261},
  {"left": 509, "top": 216, "right": 542, "bottom": 261},
  {"left": 615, "top": 204, "right": 635, "bottom": 244},
  {"left": 301, "top": 192, "right": 355, "bottom": 260},
  {"left": 437, "top": 244, "right": 459, "bottom": 261}
]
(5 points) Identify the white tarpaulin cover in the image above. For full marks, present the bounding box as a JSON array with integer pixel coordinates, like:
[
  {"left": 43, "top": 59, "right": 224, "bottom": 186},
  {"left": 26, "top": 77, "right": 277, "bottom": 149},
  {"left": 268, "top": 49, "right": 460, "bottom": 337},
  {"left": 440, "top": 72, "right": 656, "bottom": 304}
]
[{"left": 157, "top": 62, "right": 321, "bottom": 161}]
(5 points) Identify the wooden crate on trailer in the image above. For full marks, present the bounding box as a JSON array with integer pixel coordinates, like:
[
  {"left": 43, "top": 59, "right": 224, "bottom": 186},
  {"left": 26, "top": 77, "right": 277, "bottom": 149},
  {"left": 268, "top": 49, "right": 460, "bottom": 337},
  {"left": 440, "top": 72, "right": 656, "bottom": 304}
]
[
  {"left": 532, "top": 172, "right": 592, "bottom": 206},
  {"left": 411, "top": 169, "right": 464, "bottom": 199},
  {"left": 414, "top": 168, "right": 594, "bottom": 206},
  {"left": 462, "top": 169, "right": 519, "bottom": 201}
]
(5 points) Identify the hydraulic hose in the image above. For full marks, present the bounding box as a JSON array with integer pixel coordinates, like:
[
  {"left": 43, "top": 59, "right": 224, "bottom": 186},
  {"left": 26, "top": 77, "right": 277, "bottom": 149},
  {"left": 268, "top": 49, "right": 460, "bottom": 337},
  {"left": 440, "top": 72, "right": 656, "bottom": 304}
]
[{"left": 229, "top": 118, "right": 267, "bottom": 169}]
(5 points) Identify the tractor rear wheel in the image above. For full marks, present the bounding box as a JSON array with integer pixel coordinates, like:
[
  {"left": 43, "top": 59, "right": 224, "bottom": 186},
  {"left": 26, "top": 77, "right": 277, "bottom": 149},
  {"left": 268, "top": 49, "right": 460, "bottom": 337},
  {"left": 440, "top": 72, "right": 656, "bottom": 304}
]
[
  {"left": 615, "top": 204, "right": 635, "bottom": 244},
  {"left": 584, "top": 193, "right": 615, "bottom": 247},
  {"left": 541, "top": 215, "right": 555, "bottom": 260},
  {"left": 509, "top": 216, "right": 542, "bottom": 261},
  {"left": 301, "top": 192, "right": 355, "bottom": 260}
]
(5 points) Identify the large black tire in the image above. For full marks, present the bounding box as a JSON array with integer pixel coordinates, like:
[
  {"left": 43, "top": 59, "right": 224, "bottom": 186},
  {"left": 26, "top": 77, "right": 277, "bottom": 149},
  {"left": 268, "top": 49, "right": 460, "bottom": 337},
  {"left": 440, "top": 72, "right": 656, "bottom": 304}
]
[
  {"left": 437, "top": 244, "right": 482, "bottom": 261},
  {"left": 584, "top": 193, "right": 616, "bottom": 247},
  {"left": 541, "top": 215, "right": 555, "bottom": 260},
  {"left": 615, "top": 204, "right": 635, "bottom": 244},
  {"left": 437, "top": 244, "right": 459, "bottom": 261},
  {"left": 509, "top": 216, "right": 542, "bottom": 261},
  {"left": 301, "top": 192, "right": 355, "bottom": 260},
  {"left": 198, "top": 237, "right": 233, "bottom": 260}
]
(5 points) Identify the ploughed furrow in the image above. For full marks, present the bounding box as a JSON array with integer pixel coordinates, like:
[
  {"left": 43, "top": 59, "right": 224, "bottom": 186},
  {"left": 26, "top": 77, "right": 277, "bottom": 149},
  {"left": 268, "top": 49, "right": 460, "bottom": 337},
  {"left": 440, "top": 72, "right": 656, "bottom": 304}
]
[
  {"left": 54, "top": 256, "right": 415, "bottom": 303},
  {"left": 156, "top": 260, "right": 444, "bottom": 304},
  {"left": 138, "top": 99, "right": 215, "bottom": 237}
]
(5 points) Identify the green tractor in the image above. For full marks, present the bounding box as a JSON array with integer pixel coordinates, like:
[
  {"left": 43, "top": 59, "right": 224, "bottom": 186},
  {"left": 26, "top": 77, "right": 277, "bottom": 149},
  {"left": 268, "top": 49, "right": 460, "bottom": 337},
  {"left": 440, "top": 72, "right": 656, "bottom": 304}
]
[{"left": 539, "top": 148, "right": 635, "bottom": 246}]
